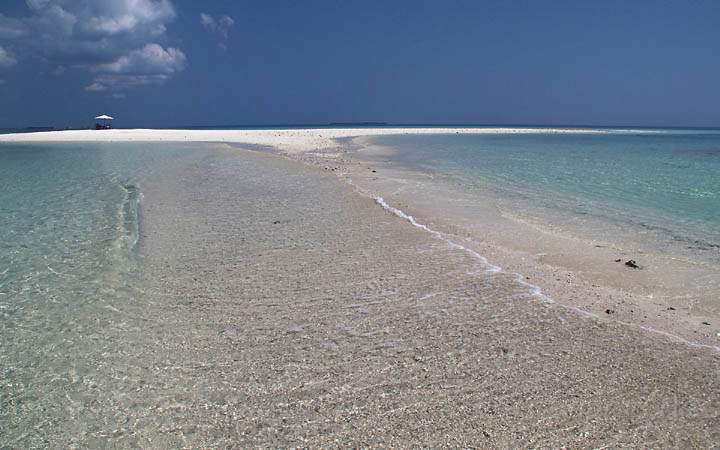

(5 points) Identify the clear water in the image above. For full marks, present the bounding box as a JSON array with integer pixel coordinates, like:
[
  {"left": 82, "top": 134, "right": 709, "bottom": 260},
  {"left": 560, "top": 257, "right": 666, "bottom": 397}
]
[
  {"left": 370, "top": 130, "right": 720, "bottom": 263},
  {"left": 0, "top": 142, "right": 193, "bottom": 335},
  {"left": 3, "top": 133, "right": 719, "bottom": 321},
  {"left": 1, "top": 134, "right": 719, "bottom": 446}
]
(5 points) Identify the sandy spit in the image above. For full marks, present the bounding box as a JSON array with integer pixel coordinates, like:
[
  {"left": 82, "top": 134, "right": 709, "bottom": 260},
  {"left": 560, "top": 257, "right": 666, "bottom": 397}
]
[
  {"left": 0, "top": 126, "right": 647, "bottom": 153},
  {"left": 1, "top": 138, "right": 719, "bottom": 447}
]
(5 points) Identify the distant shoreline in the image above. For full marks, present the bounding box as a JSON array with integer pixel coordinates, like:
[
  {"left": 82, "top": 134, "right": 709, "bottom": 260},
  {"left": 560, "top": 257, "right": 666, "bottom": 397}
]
[
  {"left": 0, "top": 127, "right": 634, "bottom": 155},
  {"left": 3, "top": 123, "right": 720, "bottom": 134},
  {"left": 0, "top": 126, "right": 706, "bottom": 151}
]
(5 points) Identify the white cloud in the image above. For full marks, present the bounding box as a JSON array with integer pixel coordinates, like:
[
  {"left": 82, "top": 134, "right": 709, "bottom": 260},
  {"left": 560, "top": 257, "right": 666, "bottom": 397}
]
[
  {"left": 200, "top": 13, "right": 234, "bottom": 39},
  {"left": 82, "top": 0, "right": 175, "bottom": 35},
  {"left": 1, "top": 0, "right": 183, "bottom": 91},
  {"left": 21, "top": 0, "right": 176, "bottom": 38},
  {"left": 85, "top": 81, "right": 107, "bottom": 92},
  {"left": 93, "top": 43, "right": 185, "bottom": 75},
  {"left": 85, "top": 43, "right": 185, "bottom": 91},
  {"left": 0, "top": 46, "right": 17, "bottom": 68},
  {"left": 199, "top": 13, "right": 213, "bottom": 27}
]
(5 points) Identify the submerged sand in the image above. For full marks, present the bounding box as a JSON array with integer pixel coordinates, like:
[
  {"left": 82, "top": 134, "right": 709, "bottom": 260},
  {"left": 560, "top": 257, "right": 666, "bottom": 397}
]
[
  {"left": 116, "top": 148, "right": 720, "bottom": 446},
  {"left": 327, "top": 136, "right": 720, "bottom": 351},
  {"left": 1, "top": 131, "right": 719, "bottom": 446}
]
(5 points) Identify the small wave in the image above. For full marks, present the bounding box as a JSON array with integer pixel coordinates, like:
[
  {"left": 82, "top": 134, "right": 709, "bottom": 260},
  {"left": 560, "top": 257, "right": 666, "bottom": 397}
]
[
  {"left": 363, "top": 188, "right": 720, "bottom": 353},
  {"left": 118, "top": 183, "right": 141, "bottom": 253},
  {"left": 97, "top": 182, "right": 143, "bottom": 292},
  {"left": 374, "top": 197, "right": 501, "bottom": 274}
]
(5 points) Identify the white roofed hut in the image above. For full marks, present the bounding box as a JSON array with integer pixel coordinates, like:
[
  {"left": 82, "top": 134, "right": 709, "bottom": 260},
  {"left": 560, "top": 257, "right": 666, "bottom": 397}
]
[{"left": 94, "top": 114, "right": 114, "bottom": 130}]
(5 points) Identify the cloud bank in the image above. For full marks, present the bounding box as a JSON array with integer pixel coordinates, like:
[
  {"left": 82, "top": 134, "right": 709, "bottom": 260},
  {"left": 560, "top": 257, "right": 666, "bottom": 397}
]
[{"left": 0, "top": 0, "right": 185, "bottom": 91}]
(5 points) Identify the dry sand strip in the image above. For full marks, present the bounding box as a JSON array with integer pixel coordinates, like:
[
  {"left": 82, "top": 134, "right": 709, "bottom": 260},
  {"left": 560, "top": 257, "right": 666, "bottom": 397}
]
[
  {"left": 14, "top": 145, "right": 715, "bottom": 448},
  {"left": 0, "top": 127, "right": 656, "bottom": 153}
]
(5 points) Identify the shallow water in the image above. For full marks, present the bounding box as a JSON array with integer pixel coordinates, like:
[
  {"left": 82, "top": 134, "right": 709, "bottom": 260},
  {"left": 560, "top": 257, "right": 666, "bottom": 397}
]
[
  {"left": 0, "top": 142, "right": 193, "bottom": 318},
  {"left": 369, "top": 131, "right": 720, "bottom": 266},
  {"left": 2, "top": 141, "right": 719, "bottom": 447},
  {"left": 0, "top": 142, "right": 199, "bottom": 444}
]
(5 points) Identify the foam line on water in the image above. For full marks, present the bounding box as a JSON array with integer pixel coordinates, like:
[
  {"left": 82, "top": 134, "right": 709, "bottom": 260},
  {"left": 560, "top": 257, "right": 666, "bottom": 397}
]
[
  {"left": 374, "top": 196, "right": 501, "bottom": 274},
  {"left": 347, "top": 178, "right": 720, "bottom": 353}
]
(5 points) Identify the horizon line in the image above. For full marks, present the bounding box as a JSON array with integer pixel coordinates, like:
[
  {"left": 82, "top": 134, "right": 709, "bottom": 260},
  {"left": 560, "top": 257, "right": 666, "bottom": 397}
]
[{"left": 3, "top": 122, "right": 720, "bottom": 132}]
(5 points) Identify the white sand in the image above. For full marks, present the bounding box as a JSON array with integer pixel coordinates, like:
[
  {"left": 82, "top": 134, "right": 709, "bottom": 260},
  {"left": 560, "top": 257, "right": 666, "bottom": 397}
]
[{"left": 0, "top": 127, "right": 634, "bottom": 153}]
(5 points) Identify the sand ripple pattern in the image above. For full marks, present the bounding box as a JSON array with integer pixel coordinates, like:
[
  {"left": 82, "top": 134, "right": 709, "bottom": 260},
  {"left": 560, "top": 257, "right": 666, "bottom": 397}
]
[{"left": 2, "top": 147, "right": 719, "bottom": 447}]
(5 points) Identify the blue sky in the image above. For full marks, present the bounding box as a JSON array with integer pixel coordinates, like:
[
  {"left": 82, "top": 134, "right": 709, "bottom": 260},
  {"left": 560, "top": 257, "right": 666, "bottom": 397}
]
[{"left": 1, "top": 0, "right": 719, "bottom": 128}]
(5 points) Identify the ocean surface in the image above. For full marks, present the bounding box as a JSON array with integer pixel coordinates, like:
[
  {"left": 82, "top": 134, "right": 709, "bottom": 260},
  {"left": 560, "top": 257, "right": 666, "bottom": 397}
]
[
  {"left": 369, "top": 130, "right": 720, "bottom": 267},
  {"left": 0, "top": 142, "right": 193, "bottom": 346}
]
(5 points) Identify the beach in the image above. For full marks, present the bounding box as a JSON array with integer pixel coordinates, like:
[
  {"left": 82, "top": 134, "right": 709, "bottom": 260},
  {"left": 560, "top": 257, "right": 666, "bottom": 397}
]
[
  {"left": 334, "top": 134, "right": 720, "bottom": 350},
  {"left": 1, "top": 129, "right": 719, "bottom": 446}
]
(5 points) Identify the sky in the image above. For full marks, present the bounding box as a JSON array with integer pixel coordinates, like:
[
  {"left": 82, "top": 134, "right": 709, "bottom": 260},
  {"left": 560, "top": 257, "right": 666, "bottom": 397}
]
[{"left": 0, "top": 0, "right": 719, "bottom": 128}]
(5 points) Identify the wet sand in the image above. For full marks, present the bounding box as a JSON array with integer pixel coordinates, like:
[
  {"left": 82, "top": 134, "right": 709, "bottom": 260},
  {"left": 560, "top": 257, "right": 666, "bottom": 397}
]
[
  {"left": 11, "top": 145, "right": 717, "bottom": 447},
  {"left": 297, "top": 136, "right": 720, "bottom": 350}
]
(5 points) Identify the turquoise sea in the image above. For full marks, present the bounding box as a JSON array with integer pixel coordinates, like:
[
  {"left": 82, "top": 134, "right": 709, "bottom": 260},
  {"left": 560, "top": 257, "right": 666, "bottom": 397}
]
[
  {"left": 370, "top": 129, "right": 720, "bottom": 265},
  {"left": 0, "top": 142, "right": 193, "bottom": 345}
]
